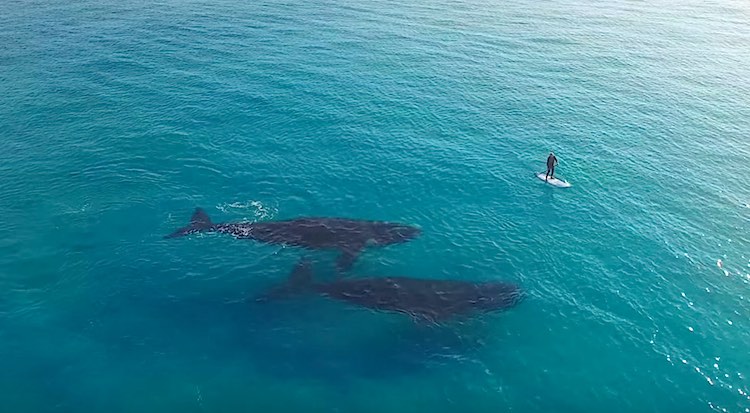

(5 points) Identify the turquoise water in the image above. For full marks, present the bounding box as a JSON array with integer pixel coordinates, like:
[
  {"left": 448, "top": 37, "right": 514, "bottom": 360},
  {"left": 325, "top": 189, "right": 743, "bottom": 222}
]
[{"left": 1, "top": 0, "right": 750, "bottom": 410}]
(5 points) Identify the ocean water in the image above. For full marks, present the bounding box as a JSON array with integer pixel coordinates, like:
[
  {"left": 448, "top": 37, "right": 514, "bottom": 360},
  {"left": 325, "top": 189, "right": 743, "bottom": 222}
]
[{"left": 1, "top": 0, "right": 749, "bottom": 411}]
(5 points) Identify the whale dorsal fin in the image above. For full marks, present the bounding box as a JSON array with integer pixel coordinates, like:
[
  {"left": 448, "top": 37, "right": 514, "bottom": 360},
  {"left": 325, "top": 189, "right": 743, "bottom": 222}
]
[
  {"left": 190, "top": 208, "right": 212, "bottom": 227},
  {"left": 164, "top": 207, "right": 214, "bottom": 239},
  {"left": 260, "top": 258, "right": 314, "bottom": 300},
  {"left": 336, "top": 243, "right": 364, "bottom": 274}
]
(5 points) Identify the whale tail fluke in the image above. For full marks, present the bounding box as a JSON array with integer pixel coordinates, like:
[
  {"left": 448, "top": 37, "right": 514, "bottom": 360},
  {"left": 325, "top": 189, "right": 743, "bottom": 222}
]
[{"left": 164, "top": 207, "right": 213, "bottom": 239}]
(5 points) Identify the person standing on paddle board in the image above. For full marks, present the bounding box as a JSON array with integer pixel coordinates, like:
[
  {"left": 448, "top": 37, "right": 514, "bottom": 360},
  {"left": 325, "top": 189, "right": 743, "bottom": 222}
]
[{"left": 545, "top": 152, "right": 558, "bottom": 181}]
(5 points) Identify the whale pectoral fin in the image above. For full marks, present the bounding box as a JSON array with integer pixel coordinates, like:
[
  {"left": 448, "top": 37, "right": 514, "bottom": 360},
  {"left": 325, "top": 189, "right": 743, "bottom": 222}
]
[{"left": 336, "top": 244, "right": 364, "bottom": 274}]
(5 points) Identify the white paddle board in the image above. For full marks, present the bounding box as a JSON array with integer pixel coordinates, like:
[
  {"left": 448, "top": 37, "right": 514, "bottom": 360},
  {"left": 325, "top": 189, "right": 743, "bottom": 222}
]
[{"left": 536, "top": 172, "right": 571, "bottom": 188}]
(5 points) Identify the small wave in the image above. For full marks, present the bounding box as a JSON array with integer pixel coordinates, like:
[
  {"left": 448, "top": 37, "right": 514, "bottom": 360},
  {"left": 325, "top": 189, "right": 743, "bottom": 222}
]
[{"left": 215, "top": 200, "right": 277, "bottom": 221}]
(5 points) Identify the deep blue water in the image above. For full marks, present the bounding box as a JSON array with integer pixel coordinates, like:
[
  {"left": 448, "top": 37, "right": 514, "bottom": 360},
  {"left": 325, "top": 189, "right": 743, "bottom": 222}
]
[{"left": 1, "top": 0, "right": 749, "bottom": 411}]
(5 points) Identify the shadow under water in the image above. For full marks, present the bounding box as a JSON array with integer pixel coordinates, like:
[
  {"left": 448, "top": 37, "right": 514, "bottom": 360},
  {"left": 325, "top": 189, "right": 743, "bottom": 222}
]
[{"left": 67, "top": 286, "right": 493, "bottom": 385}]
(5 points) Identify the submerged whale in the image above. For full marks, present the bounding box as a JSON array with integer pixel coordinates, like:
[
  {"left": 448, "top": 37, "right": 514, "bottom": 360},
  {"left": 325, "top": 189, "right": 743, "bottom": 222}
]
[
  {"left": 165, "top": 208, "right": 421, "bottom": 271},
  {"left": 265, "top": 260, "right": 523, "bottom": 323}
]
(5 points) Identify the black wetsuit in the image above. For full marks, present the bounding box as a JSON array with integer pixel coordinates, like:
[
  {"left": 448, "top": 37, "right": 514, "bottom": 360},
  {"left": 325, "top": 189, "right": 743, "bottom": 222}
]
[{"left": 546, "top": 155, "right": 557, "bottom": 179}]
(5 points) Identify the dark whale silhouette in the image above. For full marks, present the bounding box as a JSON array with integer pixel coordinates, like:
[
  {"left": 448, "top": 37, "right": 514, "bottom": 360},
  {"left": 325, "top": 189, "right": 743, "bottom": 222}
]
[
  {"left": 165, "top": 208, "right": 421, "bottom": 271},
  {"left": 265, "top": 260, "right": 523, "bottom": 323}
]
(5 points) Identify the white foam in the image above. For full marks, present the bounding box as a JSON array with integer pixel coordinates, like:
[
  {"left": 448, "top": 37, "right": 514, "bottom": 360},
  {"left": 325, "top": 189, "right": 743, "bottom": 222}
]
[{"left": 216, "top": 200, "right": 277, "bottom": 220}]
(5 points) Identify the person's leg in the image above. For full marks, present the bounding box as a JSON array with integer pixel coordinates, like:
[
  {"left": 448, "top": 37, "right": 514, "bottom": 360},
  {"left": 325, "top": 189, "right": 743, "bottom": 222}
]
[
  {"left": 545, "top": 167, "right": 551, "bottom": 181},
  {"left": 550, "top": 166, "right": 555, "bottom": 179}
]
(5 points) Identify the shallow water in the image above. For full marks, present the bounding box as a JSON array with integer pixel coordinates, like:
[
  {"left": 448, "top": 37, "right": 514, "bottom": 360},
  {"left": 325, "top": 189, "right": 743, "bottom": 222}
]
[{"left": 1, "top": 0, "right": 749, "bottom": 411}]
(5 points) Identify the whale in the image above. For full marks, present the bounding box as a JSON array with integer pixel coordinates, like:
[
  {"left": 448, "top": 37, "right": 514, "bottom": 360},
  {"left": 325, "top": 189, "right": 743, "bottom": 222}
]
[
  {"left": 165, "top": 208, "right": 421, "bottom": 271},
  {"left": 264, "top": 259, "right": 523, "bottom": 323}
]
